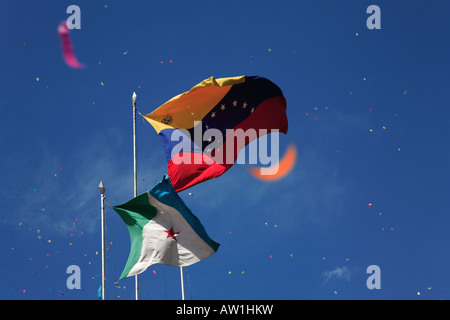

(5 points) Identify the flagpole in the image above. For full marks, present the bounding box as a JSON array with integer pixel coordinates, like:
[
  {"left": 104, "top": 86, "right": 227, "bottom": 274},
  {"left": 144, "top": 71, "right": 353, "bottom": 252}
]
[
  {"left": 180, "top": 267, "right": 185, "bottom": 300},
  {"left": 132, "top": 91, "right": 139, "bottom": 300},
  {"left": 98, "top": 181, "right": 106, "bottom": 300}
]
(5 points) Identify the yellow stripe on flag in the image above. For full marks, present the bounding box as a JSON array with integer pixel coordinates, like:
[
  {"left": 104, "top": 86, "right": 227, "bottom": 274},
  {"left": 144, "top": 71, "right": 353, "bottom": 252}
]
[{"left": 142, "top": 76, "right": 245, "bottom": 133}]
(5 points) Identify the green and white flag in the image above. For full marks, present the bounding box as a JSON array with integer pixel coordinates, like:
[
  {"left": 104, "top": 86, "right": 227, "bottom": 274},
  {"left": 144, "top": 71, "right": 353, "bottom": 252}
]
[{"left": 112, "top": 175, "right": 219, "bottom": 280}]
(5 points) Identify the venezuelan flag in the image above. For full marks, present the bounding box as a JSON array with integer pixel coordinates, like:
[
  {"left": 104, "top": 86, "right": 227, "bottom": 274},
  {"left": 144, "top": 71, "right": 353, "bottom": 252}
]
[{"left": 143, "top": 75, "right": 288, "bottom": 192}]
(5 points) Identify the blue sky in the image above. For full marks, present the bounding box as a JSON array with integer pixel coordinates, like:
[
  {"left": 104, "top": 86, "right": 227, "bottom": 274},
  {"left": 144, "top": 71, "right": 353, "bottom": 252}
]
[{"left": 1, "top": 0, "right": 449, "bottom": 300}]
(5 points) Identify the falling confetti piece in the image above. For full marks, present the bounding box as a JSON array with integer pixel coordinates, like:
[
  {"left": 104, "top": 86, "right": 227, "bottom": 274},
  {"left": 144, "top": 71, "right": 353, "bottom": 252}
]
[
  {"left": 368, "top": 203, "right": 373, "bottom": 207},
  {"left": 152, "top": 270, "right": 156, "bottom": 275},
  {"left": 268, "top": 48, "right": 271, "bottom": 52},
  {"left": 404, "top": 90, "right": 407, "bottom": 94},
  {"left": 57, "top": 21, "right": 85, "bottom": 69},
  {"left": 100, "top": 82, "right": 104, "bottom": 86},
  {"left": 36, "top": 77, "right": 40, "bottom": 81}
]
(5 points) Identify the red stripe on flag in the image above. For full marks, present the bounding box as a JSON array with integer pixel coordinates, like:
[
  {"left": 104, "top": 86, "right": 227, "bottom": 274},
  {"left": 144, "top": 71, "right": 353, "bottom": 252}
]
[{"left": 168, "top": 96, "right": 288, "bottom": 192}]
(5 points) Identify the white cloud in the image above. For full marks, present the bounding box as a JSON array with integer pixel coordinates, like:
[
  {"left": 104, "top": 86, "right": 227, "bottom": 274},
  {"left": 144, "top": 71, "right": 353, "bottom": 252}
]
[
  {"left": 0, "top": 125, "right": 166, "bottom": 236},
  {"left": 322, "top": 266, "right": 352, "bottom": 283}
]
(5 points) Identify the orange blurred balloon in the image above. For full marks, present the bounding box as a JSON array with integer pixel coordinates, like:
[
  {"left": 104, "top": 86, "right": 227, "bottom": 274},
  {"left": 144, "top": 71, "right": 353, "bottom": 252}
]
[{"left": 248, "top": 144, "right": 297, "bottom": 181}]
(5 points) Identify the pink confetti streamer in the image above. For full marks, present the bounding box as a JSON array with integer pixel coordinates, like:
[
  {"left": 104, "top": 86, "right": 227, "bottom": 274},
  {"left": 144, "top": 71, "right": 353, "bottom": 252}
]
[{"left": 57, "top": 21, "right": 84, "bottom": 69}]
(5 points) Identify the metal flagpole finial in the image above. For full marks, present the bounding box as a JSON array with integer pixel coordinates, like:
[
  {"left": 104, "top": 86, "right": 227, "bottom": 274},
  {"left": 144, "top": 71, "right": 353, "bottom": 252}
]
[
  {"left": 98, "top": 181, "right": 105, "bottom": 195},
  {"left": 132, "top": 92, "right": 137, "bottom": 107}
]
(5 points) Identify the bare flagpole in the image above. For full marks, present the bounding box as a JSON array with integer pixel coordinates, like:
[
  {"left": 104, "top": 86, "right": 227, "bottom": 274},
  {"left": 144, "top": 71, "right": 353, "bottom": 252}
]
[
  {"left": 180, "top": 267, "right": 185, "bottom": 300},
  {"left": 132, "top": 91, "right": 139, "bottom": 300},
  {"left": 98, "top": 181, "right": 106, "bottom": 300}
]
